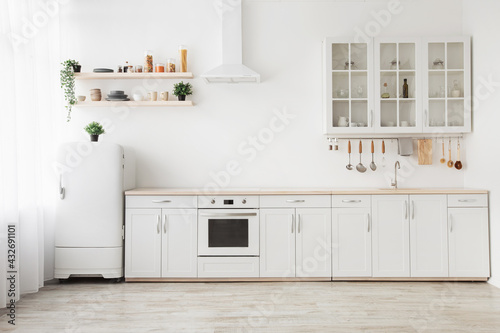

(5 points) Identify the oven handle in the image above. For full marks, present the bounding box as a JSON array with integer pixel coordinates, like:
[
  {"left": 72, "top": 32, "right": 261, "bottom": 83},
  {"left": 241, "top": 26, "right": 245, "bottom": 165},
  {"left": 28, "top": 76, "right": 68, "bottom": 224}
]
[{"left": 199, "top": 212, "right": 258, "bottom": 217}]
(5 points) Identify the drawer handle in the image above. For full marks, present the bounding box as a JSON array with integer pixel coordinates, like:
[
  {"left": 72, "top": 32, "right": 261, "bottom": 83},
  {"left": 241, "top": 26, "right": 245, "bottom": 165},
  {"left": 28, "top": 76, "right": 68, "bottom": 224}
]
[
  {"left": 458, "top": 199, "right": 476, "bottom": 203},
  {"left": 152, "top": 200, "right": 172, "bottom": 203},
  {"left": 286, "top": 200, "right": 305, "bottom": 203},
  {"left": 342, "top": 200, "right": 361, "bottom": 203}
]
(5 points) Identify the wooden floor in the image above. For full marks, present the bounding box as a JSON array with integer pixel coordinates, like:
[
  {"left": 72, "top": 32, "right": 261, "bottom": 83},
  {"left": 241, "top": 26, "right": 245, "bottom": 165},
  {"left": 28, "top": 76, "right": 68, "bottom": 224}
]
[{"left": 2, "top": 279, "right": 500, "bottom": 332}]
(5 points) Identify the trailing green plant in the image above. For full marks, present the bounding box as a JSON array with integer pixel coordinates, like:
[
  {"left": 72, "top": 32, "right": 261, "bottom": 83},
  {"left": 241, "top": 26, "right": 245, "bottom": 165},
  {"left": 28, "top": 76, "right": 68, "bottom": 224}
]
[
  {"left": 84, "top": 121, "right": 105, "bottom": 135},
  {"left": 172, "top": 81, "right": 193, "bottom": 96},
  {"left": 60, "top": 59, "right": 80, "bottom": 122}
]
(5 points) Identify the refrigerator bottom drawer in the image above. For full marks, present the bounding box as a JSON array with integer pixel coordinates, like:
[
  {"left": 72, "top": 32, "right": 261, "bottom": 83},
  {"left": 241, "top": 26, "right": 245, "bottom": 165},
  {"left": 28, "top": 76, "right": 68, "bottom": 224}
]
[{"left": 55, "top": 247, "right": 123, "bottom": 279}]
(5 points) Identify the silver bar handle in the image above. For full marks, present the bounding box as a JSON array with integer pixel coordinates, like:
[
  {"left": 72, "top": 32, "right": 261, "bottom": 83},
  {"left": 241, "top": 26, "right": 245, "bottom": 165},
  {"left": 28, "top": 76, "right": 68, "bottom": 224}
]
[
  {"left": 298, "top": 214, "right": 301, "bottom": 234},
  {"left": 367, "top": 213, "right": 370, "bottom": 232},
  {"left": 199, "top": 212, "right": 257, "bottom": 217},
  {"left": 342, "top": 199, "right": 361, "bottom": 203},
  {"left": 458, "top": 199, "right": 476, "bottom": 203},
  {"left": 286, "top": 200, "right": 305, "bottom": 203},
  {"left": 152, "top": 200, "right": 172, "bottom": 203},
  {"left": 163, "top": 215, "right": 167, "bottom": 234},
  {"left": 449, "top": 215, "right": 453, "bottom": 233},
  {"left": 404, "top": 200, "right": 408, "bottom": 219},
  {"left": 59, "top": 175, "right": 65, "bottom": 200},
  {"left": 291, "top": 214, "right": 295, "bottom": 233},
  {"left": 412, "top": 201, "right": 415, "bottom": 220},
  {"left": 157, "top": 215, "right": 161, "bottom": 234}
]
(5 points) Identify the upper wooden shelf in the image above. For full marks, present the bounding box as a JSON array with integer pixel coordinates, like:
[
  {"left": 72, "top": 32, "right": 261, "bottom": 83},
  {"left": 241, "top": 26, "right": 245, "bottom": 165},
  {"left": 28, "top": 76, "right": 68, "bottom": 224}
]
[{"left": 74, "top": 72, "right": 194, "bottom": 80}]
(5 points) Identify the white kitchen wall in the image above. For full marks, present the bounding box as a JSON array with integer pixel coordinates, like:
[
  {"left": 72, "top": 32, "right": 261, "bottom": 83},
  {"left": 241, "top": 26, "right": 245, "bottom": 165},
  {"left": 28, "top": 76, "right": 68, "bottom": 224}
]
[
  {"left": 462, "top": 0, "right": 500, "bottom": 288},
  {"left": 48, "top": 0, "right": 467, "bottom": 278}
]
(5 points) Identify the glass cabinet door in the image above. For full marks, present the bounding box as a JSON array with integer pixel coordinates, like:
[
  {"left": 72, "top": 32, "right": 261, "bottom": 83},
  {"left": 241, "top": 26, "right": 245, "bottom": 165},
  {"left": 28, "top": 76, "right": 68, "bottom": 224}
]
[
  {"left": 375, "top": 39, "right": 420, "bottom": 133},
  {"left": 324, "top": 38, "right": 373, "bottom": 134},
  {"left": 424, "top": 37, "right": 471, "bottom": 133}
]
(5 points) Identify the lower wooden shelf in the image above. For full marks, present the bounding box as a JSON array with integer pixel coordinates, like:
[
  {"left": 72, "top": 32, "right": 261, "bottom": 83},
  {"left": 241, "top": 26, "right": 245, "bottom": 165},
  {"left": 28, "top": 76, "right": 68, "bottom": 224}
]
[{"left": 76, "top": 101, "right": 194, "bottom": 107}]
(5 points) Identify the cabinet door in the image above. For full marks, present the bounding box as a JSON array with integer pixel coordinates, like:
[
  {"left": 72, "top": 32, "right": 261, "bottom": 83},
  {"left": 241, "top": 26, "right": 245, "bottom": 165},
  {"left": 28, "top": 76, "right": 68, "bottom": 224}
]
[
  {"left": 332, "top": 207, "right": 371, "bottom": 277},
  {"left": 125, "top": 209, "right": 161, "bottom": 278},
  {"left": 423, "top": 37, "right": 471, "bottom": 133},
  {"left": 260, "top": 209, "right": 295, "bottom": 277},
  {"left": 324, "top": 38, "right": 374, "bottom": 134},
  {"left": 409, "top": 195, "right": 448, "bottom": 277},
  {"left": 372, "top": 195, "right": 410, "bottom": 277},
  {"left": 161, "top": 209, "right": 197, "bottom": 278},
  {"left": 449, "top": 208, "right": 490, "bottom": 277},
  {"left": 375, "top": 38, "right": 421, "bottom": 133},
  {"left": 296, "top": 208, "right": 332, "bottom": 278}
]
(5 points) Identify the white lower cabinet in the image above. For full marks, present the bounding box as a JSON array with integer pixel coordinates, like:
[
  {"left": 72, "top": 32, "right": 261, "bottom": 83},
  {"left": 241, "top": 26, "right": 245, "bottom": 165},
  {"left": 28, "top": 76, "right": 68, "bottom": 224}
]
[
  {"left": 410, "top": 195, "right": 448, "bottom": 277},
  {"left": 260, "top": 208, "right": 332, "bottom": 278},
  {"left": 448, "top": 207, "right": 490, "bottom": 277},
  {"left": 332, "top": 207, "right": 372, "bottom": 277},
  {"left": 125, "top": 208, "right": 197, "bottom": 278}
]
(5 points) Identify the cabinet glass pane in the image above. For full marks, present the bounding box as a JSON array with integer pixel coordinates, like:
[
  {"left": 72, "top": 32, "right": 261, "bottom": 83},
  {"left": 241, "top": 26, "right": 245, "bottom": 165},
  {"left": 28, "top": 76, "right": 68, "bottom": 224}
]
[
  {"left": 447, "top": 42, "right": 464, "bottom": 70},
  {"left": 399, "top": 43, "right": 415, "bottom": 70},
  {"left": 448, "top": 100, "right": 465, "bottom": 127},
  {"left": 399, "top": 72, "right": 415, "bottom": 98},
  {"left": 448, "top": 71, "right": 464, "bottom": 98},
  {"left": 380, "top": 72, "right": 397, "bottom": 98},
  {"left": 380, "top": 101, "right": 397, "bottom": 127},
  {"left": 351, "top": 72, "right": 367, "bottom": 99},
  {"left": 380, "top": 43, "right": 397, "bottom": 70},
  {"left": 429, "top": 72, "right": 446, "bottom": 98},
  {"left": 428, "top": 43, "right": 445, "bottom": 70},
  {"left": 429, "top": 100, "right": 446, "bottom": 127},
  {"left": 332, "top": 101, "right": 349, "bottom": 127},
  {"left": 332, "top": 44, "right": 349, "bottom": 70},
  {"left": 351, "top": 43, "right": 367, "bottom": 70},
  {"left": 399, "top": 100, "right": 416, "bottom": 127},
  {"left": 332, "top": 72, "right": 349, "bottom": 98},
  {"left": 351, "top": 101, "right": 368, "bottom": 127}
]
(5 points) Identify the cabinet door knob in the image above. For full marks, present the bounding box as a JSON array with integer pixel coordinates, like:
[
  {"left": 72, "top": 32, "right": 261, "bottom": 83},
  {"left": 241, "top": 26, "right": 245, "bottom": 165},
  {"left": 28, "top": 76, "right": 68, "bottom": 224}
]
[
  {"left": 211, "top": 199, "right": 216, "bottom": 204},
  {"left": 242, "top": 199, "right": 247, "bottom": 204}
]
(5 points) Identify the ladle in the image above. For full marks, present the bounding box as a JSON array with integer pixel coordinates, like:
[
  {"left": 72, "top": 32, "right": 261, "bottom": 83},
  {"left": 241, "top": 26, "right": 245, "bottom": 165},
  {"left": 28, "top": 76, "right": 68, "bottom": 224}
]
[{"left": 356, "top": 141, "right": 367, "bottom": 173}]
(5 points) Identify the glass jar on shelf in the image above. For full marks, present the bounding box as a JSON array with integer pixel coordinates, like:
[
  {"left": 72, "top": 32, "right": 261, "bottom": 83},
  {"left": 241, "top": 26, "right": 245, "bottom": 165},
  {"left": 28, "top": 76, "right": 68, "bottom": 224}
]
[
  {"left": 144, "top": 50, "right": 153, "bottom": 73},
  {"left": 179, "top": 45, "right": 188, "bottom": 72},
  {"left": 155, "top": 63, "right": 165, "bottom": 72},
  {"left": 167, "top": 58, "right": 176, "bottom": 73}
]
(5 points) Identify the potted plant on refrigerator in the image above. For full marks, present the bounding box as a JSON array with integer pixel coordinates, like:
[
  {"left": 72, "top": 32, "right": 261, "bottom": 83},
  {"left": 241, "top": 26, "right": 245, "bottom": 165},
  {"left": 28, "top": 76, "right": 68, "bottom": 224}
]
[
  {"left": 84, "top": 121, "right": 105, "bottom": 142},
  {"left": 172, "top": 81, "right": 193, "bottom": 101},
  {"left": 60, "top": 59, "right": 81, "bottom": 122}
]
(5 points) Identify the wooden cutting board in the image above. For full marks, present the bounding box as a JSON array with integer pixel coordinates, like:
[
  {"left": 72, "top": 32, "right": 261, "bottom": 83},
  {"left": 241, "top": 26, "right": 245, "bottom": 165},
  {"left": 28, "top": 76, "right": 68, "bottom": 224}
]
[{"left": 418, "top": 139, "right": 433, "bottom": 165}]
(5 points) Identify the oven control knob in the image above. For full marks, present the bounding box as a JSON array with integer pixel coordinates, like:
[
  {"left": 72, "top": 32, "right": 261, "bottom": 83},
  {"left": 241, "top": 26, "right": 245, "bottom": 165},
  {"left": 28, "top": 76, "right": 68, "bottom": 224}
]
[
  {"left": 242, "top": 199, "right": 247, "bottom": 204},
  {"left": 211, "top": 199, "right": 216, "bottom": 204}
]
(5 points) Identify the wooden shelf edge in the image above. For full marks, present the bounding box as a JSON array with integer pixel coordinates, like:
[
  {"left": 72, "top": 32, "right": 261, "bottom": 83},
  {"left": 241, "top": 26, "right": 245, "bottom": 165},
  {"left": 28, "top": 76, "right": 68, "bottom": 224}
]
[
  {"left": 74, "top": 72, "right": 194, "bottom": 80},
  {"left": 75, "top": 101, "right": 194, "bottom": 107}
]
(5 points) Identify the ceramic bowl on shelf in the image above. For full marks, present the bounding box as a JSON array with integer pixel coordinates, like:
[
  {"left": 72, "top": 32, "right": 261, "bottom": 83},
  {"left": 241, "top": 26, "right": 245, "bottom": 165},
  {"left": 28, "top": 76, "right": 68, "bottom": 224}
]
[
  {"left": 77, "top": 95, "right": 86, "bottom": 101},
  {"left": 133, "top": 94, "right": 144, "bottom": 101}
]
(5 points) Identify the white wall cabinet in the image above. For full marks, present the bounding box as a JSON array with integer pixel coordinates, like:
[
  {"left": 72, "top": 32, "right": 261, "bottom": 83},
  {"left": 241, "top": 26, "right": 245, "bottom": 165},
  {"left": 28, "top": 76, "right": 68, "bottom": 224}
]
[
  {"left": 448, "top": 203, "right": 489, "bottom": 277},
  {"left": 125, "top": 208, "right": 197, "bottom": 278},
  {"left": 324, "top": 36, "right": 470, "bottom": 135},
  {"left": 260, "top": 207, "right": 331, "bottom": 278}
]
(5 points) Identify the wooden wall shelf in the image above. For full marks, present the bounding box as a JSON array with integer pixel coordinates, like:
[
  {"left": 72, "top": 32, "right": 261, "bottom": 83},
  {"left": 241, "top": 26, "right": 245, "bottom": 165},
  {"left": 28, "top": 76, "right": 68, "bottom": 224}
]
[{"left": 74, "top": 72, "right": 194, "bottom": 80}]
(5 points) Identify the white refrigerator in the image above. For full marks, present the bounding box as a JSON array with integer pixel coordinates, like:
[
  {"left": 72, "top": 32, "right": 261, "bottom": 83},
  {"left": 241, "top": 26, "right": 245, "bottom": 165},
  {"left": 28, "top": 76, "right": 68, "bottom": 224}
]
[{"left": 55, "top": 142, "right": 134, "bottom": 280}]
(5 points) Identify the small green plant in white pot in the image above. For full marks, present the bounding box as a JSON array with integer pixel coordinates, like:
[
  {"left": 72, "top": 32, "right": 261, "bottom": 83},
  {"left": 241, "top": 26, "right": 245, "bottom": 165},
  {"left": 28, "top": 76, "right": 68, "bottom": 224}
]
[
  {"left": 172, "top": 81, "right": 193, "bottom": 101},
  {"left": 84, "top": 121, "right": 105, "bottom": 142}
]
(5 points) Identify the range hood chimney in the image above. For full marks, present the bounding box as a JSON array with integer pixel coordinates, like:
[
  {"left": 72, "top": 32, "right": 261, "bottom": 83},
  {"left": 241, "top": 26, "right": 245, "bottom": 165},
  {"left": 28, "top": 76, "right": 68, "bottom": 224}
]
[{"left": 201, "top": 0, "right": 260, "bottom": 84}]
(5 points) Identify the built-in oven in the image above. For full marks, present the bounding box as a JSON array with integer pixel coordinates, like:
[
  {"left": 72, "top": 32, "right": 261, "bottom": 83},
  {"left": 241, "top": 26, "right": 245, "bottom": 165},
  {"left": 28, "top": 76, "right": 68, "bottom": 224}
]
[{"left": 198, "top": 196, "right": 259, "bottom": 257}]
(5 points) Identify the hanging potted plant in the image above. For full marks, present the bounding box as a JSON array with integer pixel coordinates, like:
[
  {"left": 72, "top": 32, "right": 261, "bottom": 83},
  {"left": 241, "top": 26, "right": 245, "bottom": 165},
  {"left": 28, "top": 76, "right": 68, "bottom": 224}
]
[
  {"left": 60, "top": 59, "right": 81, "bottom": 122},
  {"left": 84, "top": 121, "right": 105, "bottom": 142},
  {"left": 172, "top": 81, "right": 193, "bottom": 101}
]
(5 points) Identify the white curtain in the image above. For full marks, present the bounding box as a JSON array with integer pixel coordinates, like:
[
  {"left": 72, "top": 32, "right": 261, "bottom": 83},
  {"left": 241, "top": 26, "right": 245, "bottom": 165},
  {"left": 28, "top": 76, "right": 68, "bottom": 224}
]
[{"left": 0, "top": 0, "right": 62, "bottom": 306}]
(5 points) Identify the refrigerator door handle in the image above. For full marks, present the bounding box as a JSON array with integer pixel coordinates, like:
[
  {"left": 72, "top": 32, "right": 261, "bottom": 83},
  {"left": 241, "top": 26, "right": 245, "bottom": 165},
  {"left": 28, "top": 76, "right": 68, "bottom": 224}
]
[{"left": 59, "top": 175, "right": 65, "bottom": 200}]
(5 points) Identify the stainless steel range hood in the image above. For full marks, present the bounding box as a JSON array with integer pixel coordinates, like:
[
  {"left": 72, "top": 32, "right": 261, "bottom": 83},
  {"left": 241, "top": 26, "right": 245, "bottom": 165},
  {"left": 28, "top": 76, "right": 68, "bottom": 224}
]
[{"left": 201, "top": 0, "right": 260, "bottom": 84}]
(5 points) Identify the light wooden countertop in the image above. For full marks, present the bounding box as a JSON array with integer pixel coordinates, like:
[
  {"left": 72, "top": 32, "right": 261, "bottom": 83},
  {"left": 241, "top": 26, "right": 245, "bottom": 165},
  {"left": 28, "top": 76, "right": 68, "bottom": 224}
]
[{"left": 125, "top": 187, "right": 488, "bottom": 196}]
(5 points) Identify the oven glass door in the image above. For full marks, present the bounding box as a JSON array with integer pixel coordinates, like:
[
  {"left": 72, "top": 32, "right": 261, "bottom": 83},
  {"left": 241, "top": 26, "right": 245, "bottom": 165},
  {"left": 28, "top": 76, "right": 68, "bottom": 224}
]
[{"left": 198, "top": 209, "right": 259, "bottom": 256}]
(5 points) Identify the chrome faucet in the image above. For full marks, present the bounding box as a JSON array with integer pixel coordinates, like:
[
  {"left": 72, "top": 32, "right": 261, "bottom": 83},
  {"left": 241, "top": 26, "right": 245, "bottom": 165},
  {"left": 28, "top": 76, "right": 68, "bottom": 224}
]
[{"left": 391, "top": 161, "right": 401, "bottom": 189}]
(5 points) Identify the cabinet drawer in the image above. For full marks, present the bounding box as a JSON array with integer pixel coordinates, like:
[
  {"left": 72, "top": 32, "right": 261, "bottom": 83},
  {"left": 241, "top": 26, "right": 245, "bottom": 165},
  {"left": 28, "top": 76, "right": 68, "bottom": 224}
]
[
  {"left": 448, "top": 194, "right": 488, "bottom": 208},
  {"left": 259, "top": 195, "right": 331, "bottom": 208},
  {"left": 332, "top": 195, "right": 371, "bottom": 208},
  {"left": 126, "top": 196, "right": 197, "bottom": 209}
]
